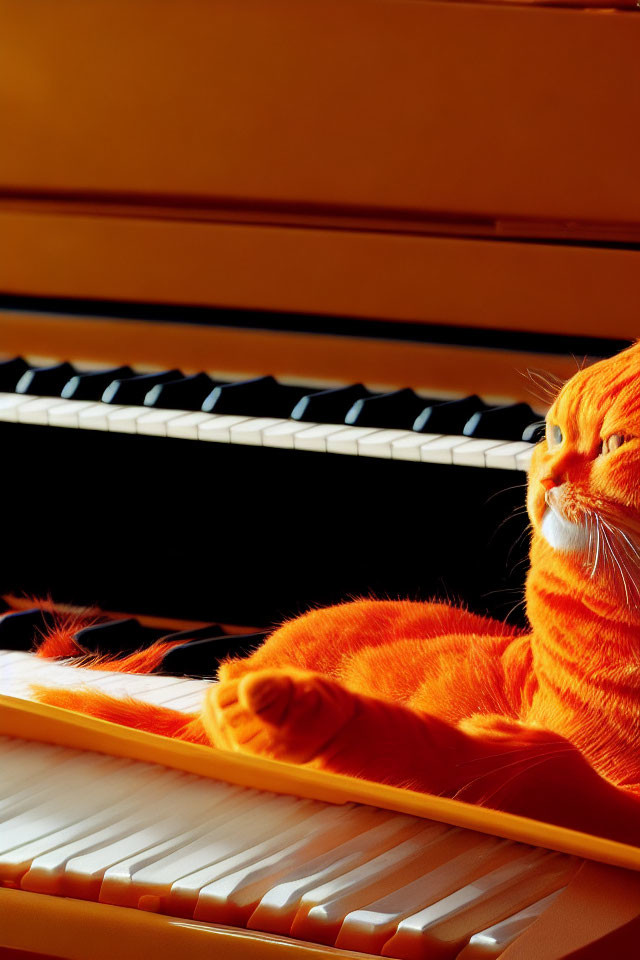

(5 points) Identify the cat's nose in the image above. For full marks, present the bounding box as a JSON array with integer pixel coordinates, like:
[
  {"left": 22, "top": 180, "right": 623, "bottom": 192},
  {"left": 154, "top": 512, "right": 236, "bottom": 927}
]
[{"left": 540, "top": 476, "right": 558, "bottom": 491}]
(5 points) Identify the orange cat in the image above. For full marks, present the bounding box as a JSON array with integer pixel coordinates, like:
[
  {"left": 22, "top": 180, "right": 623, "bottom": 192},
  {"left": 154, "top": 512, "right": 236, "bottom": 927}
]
[{"left": 35, "top": 343, "right": 640, "bottom": 845}]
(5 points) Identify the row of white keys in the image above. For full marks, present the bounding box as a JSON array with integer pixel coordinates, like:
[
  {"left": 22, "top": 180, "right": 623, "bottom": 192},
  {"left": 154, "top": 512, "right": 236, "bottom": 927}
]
[
  {"left": 289, "top": 821, "right": 453, "bottom": 945},
  {"left": 20, "top": 768, "right": 246, "bottom": 896},
  {"left": 382, "top": 851, "right": 578, "bottom": 960},
  {"left": 191, "top": 803, "right": 389, "bottom": 926},
  {"left": 103, "top": 794, "right": 323, "bottom": 915},
  {"left": 165, "top": 798, "right": 341, "bottom": 917},
  {"left": 247, "top": 812, "right": 425, "bottom": 936},
  {"left": 0, "top": 650, "right": 212, "bottom": 712},
  {"left": 0, "top": 392, "right": 534, "bottom": 470},
  {"left": 334, "top": 837, "right": 524, "bottom": 953},
  {"left": 0, "top": 752, "right": 131, "bottom": 851},
  {"left": 99, "top": 785, "right": 280, "bottom": 908},
  {"left": 0, "top": 739, "right": 79, "bottom": 801},
  {"left": 1, "top": 757, "right": 172, "bottom": 884}
]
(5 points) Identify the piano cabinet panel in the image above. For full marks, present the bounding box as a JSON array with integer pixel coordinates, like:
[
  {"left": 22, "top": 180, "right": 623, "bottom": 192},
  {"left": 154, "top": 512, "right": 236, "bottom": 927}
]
[{"left": 1, "top": 0, "right": 640, "bottom": 227}]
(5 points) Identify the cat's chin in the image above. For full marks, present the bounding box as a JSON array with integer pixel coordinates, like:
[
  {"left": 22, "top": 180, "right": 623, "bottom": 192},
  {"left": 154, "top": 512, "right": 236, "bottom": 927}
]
[{"left": 540, "top": 506, "right": 590, "bottom": 553}]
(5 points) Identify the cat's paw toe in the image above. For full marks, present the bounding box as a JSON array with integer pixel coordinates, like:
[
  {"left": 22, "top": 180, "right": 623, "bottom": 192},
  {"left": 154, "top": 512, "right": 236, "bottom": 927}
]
[{"left": 238, "top": 670, "right": 295, "bottom": 725}]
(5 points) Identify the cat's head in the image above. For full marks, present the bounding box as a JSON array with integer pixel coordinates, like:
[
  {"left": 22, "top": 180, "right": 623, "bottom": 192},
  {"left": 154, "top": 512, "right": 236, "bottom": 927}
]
[{"left": 527, "top": 343, "right": 640, "bottom": 594}]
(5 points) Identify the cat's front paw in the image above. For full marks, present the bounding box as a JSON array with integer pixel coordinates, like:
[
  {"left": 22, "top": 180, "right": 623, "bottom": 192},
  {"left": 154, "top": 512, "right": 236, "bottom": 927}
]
[{"left": 202, "top": 667, "right": 356, "bottom": 764}]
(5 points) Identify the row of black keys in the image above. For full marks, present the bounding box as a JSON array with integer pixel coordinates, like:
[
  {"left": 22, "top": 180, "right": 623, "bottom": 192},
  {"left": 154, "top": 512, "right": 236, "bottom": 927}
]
[
  {"left": 0, "top": 356, "right": 544, "bottom": 441},
  {"left": 0, "top": 607, "right": 265, "bottom": 677}
]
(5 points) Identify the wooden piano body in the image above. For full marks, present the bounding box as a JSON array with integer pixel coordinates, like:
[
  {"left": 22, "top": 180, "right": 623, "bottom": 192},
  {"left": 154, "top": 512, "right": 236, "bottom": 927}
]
[{"left": 1, "top": 0, "right": 640, "bottom": 956}]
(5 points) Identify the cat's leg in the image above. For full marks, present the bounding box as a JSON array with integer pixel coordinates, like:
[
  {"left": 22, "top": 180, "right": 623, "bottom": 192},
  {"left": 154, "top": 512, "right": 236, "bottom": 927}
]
[
  {"left": 204, "top": 665, "right": 482, "bottom": 790},
  {"left": 203, "top": 670, "right": 640, "bottom": 845}
]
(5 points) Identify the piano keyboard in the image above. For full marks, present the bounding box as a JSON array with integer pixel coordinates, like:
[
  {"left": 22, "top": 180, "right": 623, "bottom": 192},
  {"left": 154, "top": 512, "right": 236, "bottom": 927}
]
[
  {"left": 0, "top": 355, "right": 537, "bottom": 471},
  {"left": 0, "top": 731, "right": 578, "bottom": 959}
]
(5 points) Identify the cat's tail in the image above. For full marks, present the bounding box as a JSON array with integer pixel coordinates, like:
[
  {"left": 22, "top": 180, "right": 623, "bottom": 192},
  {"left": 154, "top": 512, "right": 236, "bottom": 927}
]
[
  {"left": 33, "top": 685, "right": 209, "bottom": 744},
  {"left": 31, "top": 605, "right": 184, "bottom": 674}
]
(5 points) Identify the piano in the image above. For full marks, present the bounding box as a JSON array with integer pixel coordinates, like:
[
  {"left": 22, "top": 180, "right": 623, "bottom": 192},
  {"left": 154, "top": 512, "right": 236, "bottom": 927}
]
[{"left": 1, "top": 0, "right": 639, "bottom": 956}]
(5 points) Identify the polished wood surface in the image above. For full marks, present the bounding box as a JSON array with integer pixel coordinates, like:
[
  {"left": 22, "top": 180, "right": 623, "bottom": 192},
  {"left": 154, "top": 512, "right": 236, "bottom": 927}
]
[
  {"left": 1, "top": 213, "right": 639, "bottom": 339},
  {"left": 1, "top": 0, "right": 640, "bottom": 340},
  {"left": 2, "top": 0, "right": 639, "bottom": 229}
]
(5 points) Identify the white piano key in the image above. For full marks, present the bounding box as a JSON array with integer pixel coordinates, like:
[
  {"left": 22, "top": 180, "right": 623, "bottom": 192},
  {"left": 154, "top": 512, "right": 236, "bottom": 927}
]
[
  {"left": 0, "top": 760, "right": 170, "bottom": 882},
  {"left": 391, "top": 432, "right": 441, "bottom": 461},
  {"left": 104, "top": 406, "right": 150, "bottom": 434},
  {"left": 458, "top": 890, "right": 563, "bottom": 960},
  {"left": 99, "top": 785, "right": 261, "bottom": 908},
  {"left": 114, "top": 787, "right": 274, "bottom": 898},
  {"left": 248, "top": 812, "right": 419, "bottom": 935},
  {"left": 485, "top": 440, "right": 536, "bottom": 471},
  {"left": 516, "top": 445, "right": 535, "bottom": 472},
  {"left": 334, "top": 837, "right": 524, "bottom": 954},
  {"left": 228, "top": 417, "right": 287, "bottom": 446},
  {"left": 47, "top": 399, "right": 105, "bottom": 428},
  {"left": 193, "top": 803, "right": 365, "bottom": 924},
  {"left": 293, "top": 423, "right": 349, "bottom": 452},
  {"left": 16, "top": 397, "right": 63, "bottom": 424},
  {"left": 381, "top": 851, "right": 573, "bottom": 960},
  {"left": 167, "top": 797, "right": 323, "bottom": 916},
  {"left": 326, "top": 426, "right": 383, "bottom": 456},
  {"left": 0, "top": 392, "right": 35, "bottom": 421},
  {"left": 357, "top": 430, "right": 416, "bottom": 460},
  {"left": 0, "top": 754, "right": 128, "bottom": 851},
  {"left": 419, "top": 435, "right": 474, "bottom": 464},
  {"left": 193, "top": 804, "right": 351, "bottom": 923},
  {"left": 166, "top": 411, "right": 215, "bottom": 440},
  {"left": 290, "top": 821, "right": 450, "bottom": 944},
  {"left": 198, "top": 414, "right": 250, "bottom": 442},
  {"left": 54, "top": 772, "right": 219, "bottom": 886},
  {"left": 262, "top": 420, "right": 317, "bottom": 449},
  {"left": 452, "top": 439, "right": 508, "bottom": 469},
  {"left": 0, "top": 649, "right": 211, "bottom": 712},
  {"left": 76, "top": 402, "right": 123, "bottom": 431},
  {"left": 21, "top": 768, "right": 193, "bottom": 895},
  {"left": 135, "top": 409, "right": 187, "bottom": 437}
]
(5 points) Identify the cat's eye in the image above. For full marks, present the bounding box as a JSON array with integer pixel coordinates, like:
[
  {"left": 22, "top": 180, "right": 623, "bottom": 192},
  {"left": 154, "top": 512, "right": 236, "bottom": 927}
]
[
  {"left": 601, "top": 433, "right": 626, "bottom": 455},
  {"left": 546, "top": 423, "right": 563, "bottom": 449}
]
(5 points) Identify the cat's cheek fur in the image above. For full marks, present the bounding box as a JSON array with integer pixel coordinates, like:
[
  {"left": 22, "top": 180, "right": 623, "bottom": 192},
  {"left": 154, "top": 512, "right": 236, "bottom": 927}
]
[{"left": 540, "top": 506, "right": 590, "bottom": 553}]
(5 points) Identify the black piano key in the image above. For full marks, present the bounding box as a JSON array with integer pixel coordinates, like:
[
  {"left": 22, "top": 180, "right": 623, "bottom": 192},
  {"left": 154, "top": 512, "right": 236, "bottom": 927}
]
[
  {"left": 413, "top": 395, "right": 487, "bottom": 434},
  {"left": 144, "top": 373, "right": 218, "bottom": 411},
  {"left": 463, "top": 403, "right": 540, "bottom": 441},
  {"left": 291, "top": 384, "right": 372, "bottom": 424},
  {"left": 73, "top": 618, "right": 165, "bottom": 655},
  {"left": 61, "top": 366, "right": 135, "bottom": 401},
  {"left": 0, "top": 357, "right": 30, "bottom": 392},
  {"left": 101, "top": 370, "right": 182, "bottom": 405},
  {"left": 0, "top": 608, "right": 54, "bottom": 651},
  {"left": 522, "top": 420, "right": 546, "bottom": 443},
  {"left": 16, "top": 362, "right": 77, "bottom": 397},
  {"left": 202, "top": 376, "right": 307, "bottom": 418},
  {"left": 345, "top": 388, "right": 438, "bottom": 430},
  {"left": 161, "top": 631, "right": 267, "bottom": 677}
]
